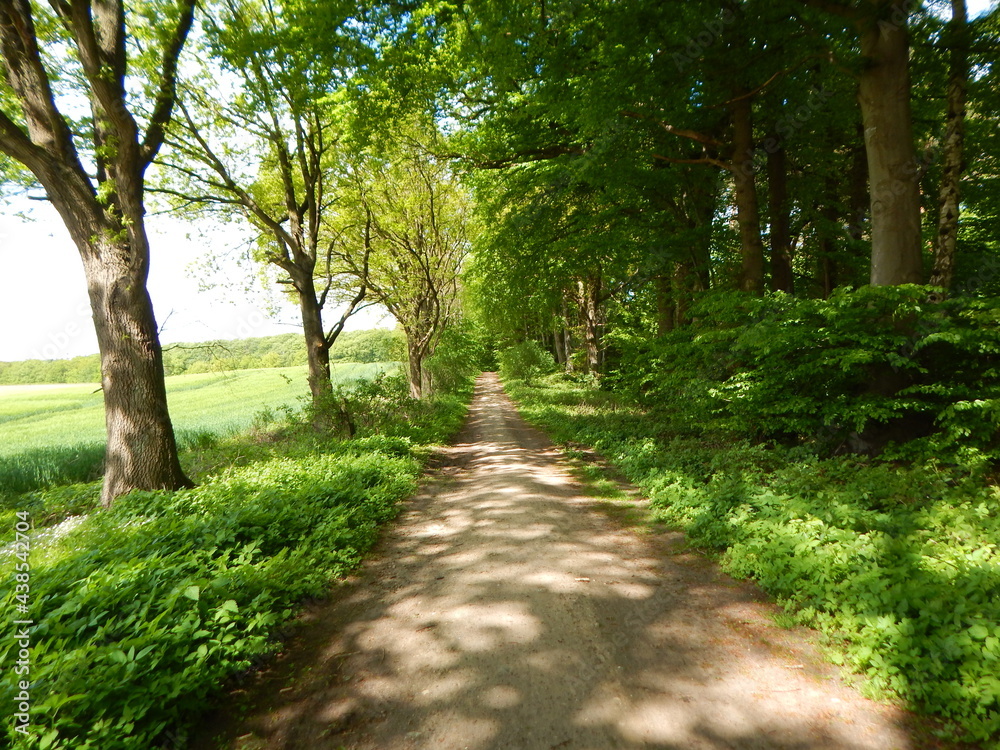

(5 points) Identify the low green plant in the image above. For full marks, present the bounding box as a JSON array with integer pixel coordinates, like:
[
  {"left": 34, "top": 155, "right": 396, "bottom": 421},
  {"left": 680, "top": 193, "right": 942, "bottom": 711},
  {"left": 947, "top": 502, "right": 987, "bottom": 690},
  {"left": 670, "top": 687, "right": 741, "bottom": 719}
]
[
  {"left": 498, "top": 340, "right": 556, "bottom": 384},
  {"left": 504, "top": 374, "right": 1000, "bottom": 743}
]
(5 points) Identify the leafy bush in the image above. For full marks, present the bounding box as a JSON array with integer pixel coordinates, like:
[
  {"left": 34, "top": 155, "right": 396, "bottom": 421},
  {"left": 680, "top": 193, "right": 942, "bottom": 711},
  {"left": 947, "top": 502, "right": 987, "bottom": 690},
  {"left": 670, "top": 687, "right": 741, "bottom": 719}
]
[
  {"left": 506, "top": 375, "right": 1000, "bottom": 743},
  {"left": 424, "top": 320, "right": 489, "bottom": 395},
  {"left": 609, "top": 286, "right": 1000, "bottom": 464},
  {"left": 0, "top": 443, "right": 418, "bottom": 750},
  {"left": 498, "top": 340, "right": 556, "bottom": 384}
]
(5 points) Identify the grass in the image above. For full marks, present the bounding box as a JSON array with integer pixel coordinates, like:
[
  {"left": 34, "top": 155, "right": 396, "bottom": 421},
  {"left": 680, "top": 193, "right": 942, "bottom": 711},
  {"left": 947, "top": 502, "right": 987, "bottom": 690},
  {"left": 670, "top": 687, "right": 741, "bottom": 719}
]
[
  {"left": 0, "top": 369, "right": 475, "bottom": 750},
  {"left": 0, "top": 363, "right": 395, "bottom": 455},
  {"left": 0, "top": 363, "right": 396, "bottom": 498}
]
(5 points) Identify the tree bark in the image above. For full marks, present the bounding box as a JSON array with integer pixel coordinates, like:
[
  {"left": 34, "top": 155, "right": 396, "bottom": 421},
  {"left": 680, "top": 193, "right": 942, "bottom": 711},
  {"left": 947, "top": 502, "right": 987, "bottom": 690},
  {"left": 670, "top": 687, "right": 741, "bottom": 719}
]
[
  {"left": 406, "top": 336, "right": 428, "bottom": 400},
  {"left": 577, "top": 276, "right": 603, "bottom": 374},
  {"left": 655, "top": 274, "right": 674, "bottom": 336},
  {"left": 766, "top": 138, "right": 794, "bottom": 293},
  {"left": 930, "top": 0, "right": 969, "bottom": 293},
  {"left": 857, "top": 2, "right": 924, "bottom": 286},
  {"left": 0, "top": 0, "right": 195, "bottom": 507},
  {"left": 296, "top": 274, "right": 333, "bottom": 406},
  {"left": 730, "top": 96, "right": 767, "bottom": 293},
  {"left": 83, "top": 227, "right": 192, "bottom": 506}
]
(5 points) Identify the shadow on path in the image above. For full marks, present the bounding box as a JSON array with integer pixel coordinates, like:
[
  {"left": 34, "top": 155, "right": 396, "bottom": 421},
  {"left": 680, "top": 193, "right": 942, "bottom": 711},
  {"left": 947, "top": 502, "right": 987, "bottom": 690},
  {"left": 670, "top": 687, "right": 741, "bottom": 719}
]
[{"left": 191, "top": 374, "right": 930, "bottom": 750}]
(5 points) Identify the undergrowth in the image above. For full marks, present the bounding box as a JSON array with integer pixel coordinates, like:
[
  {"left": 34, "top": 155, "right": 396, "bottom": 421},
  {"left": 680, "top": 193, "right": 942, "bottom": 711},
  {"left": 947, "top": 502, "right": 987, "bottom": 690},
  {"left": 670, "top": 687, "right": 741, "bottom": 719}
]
[
  {"left": 505, "top": 374, "right": 1000, "bottom": 745},
  {"left": 0, "top": 369, "right": 474, "bottom": 749}
]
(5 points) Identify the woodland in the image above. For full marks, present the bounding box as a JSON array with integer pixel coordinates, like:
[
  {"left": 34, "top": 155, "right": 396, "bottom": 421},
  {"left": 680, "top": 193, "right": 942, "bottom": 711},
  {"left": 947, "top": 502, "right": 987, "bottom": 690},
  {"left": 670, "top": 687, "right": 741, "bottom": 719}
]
[{"left": 2, "top": 0, "right": 1000, "bottom": 747}]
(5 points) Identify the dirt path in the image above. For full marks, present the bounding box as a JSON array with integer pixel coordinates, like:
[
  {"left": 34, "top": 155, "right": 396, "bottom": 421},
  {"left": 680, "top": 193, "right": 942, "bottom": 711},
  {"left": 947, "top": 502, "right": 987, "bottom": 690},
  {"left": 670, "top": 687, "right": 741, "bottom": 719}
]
[{"left": 193, "top": 373, "right": 927, "bottom": 750}]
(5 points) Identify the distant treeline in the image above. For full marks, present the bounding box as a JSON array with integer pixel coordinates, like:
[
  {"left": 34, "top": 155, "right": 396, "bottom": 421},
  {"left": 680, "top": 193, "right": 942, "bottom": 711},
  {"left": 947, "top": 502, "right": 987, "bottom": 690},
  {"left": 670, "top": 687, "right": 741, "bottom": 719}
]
[{"left": 0, "top": 329, "right": 405, "bottom": 385}]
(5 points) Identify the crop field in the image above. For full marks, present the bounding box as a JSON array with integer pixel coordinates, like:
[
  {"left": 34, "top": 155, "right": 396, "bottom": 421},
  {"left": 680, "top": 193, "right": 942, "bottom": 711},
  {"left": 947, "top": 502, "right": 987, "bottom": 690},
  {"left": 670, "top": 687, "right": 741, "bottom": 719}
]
[{"left": 0, "top": 363, "right": 395, "bottom": 494}]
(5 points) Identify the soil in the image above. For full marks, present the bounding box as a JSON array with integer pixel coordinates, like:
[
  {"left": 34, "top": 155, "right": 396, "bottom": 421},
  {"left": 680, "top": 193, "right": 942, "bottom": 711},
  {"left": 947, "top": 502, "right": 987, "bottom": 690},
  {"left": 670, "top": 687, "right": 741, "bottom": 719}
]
[{"left": 189, "top": 373, "right": 960, "bottom": 750}]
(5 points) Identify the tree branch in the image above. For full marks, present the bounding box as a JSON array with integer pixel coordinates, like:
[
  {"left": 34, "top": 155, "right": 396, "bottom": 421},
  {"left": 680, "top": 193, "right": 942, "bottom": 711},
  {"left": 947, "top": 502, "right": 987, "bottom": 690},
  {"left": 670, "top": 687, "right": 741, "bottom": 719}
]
[{"left": 141, "top": 0, "right": 196, "bottom": 167}]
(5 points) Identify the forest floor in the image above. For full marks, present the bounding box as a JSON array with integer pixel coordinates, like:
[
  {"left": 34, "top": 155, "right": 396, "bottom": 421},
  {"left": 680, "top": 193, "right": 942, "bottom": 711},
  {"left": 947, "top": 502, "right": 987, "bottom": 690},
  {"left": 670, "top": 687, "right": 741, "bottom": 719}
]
[{"left": 190, "top": 373, "right": 958, "bottom": 750}]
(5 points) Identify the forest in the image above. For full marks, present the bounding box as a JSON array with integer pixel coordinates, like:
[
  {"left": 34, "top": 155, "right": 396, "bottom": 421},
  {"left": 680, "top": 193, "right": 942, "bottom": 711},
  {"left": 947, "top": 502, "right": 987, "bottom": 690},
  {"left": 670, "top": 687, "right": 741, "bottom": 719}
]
[{"left": 2, "top": 0, "right": 1000, "bottom": 747}]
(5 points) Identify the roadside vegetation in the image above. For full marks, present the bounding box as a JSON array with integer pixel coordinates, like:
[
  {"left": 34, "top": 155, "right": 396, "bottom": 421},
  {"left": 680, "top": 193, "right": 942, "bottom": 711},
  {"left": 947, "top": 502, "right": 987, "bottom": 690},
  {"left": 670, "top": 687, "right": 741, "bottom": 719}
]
[
  {"left": 501, "top": 287, "right": 1000, "bottom": 743},
  {"left": 0, "top": 330, "right": 482, "bottom": 749}
]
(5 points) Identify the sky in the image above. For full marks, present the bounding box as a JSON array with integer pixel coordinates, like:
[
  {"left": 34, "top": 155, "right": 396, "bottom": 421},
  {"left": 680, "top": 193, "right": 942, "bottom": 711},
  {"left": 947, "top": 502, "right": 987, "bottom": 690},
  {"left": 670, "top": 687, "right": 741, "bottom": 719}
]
[{"left": 0, "top": 201, "right": 391, "bottom": 362}]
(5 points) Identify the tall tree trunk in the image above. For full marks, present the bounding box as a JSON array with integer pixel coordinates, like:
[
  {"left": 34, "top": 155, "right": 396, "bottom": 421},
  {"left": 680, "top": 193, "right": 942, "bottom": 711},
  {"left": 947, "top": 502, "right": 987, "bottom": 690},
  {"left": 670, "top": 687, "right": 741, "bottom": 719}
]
[
  {"left": 858, "top": 3, "right": 924, "bottom": 285},
  {"left": 67, "top": 208, "right": 192, "bottom": 507},
  {"left": 847, "top": 131, "right": 869, "bottom": 244},
  {"left": 295, "top": 275, "right": 333, "bottom": 409},
  {"left": 577, "top": 277, "right": 603, "bottom": 374},
  {"left": 655, "top": 274, "right": 674, "bottom": 336},
  {"left": 817, "top": 175, "right": 842, "bottom": 298},
  {"left": 672, "top": 262, "right": 695, "bottom": 326},
  {"left": 731, "top": 96, "right": 767, "bottom": 293},
  {"left": 553, "top": 317, "right": 567, "bottom": 364},
  {"left": 767, "top": 138, "right": 794, "bottom": 293},
  {"left": 561, "top": 298, "right": 574, "bottom": 373},
  {"left": 930, "top": 0, "right": 969, "bottom": 292},
  {"left": 406, "top": 336, "right": 427, "bottom": 399}
]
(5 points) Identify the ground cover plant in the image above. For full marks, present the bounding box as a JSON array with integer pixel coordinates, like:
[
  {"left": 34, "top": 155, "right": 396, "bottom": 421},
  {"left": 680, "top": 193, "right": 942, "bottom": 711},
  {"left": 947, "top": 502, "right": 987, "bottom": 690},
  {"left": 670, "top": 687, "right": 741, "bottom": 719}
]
[
  {"left": 0, "top": 368, "right": 473, "bottom": 749},
  {"left": 502, "top": 290, "right": 1000, "bottom": 744}
]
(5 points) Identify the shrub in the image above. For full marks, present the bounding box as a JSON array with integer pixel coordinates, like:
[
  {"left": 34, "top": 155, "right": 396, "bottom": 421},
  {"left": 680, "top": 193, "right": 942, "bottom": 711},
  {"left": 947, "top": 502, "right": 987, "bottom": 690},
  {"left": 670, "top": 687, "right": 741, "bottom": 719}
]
[
  {"left": 609, "top": 286, "right": 1000, "bottom": 463},
  {"left": 498, "top": 340, "right": 556, "bottom": 384},
  {"left": 0, "top": 445, "right": 418, "bottom": 749}
]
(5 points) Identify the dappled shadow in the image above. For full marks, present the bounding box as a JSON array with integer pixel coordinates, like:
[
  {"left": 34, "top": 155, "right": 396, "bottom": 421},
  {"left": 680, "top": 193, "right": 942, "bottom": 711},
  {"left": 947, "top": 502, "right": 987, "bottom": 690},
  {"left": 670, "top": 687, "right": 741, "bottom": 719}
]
[{"left": 190, "top": 374, "right": 926, "bottom": 750}]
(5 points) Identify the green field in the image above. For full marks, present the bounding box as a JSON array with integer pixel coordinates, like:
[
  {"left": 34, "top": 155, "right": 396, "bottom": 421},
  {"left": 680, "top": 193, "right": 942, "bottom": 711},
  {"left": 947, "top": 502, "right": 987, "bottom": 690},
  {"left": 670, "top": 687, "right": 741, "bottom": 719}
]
[{"left": 0, "top": 363, "right": 393, "bottom": 456}]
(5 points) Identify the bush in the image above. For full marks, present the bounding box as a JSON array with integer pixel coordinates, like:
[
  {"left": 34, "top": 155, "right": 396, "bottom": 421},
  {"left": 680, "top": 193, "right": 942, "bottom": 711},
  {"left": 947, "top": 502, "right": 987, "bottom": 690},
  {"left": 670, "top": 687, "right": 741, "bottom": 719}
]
[
  {"left": 609, "top": 286, "right": 1000, "bottom": 464},
  {"left": 498, "top": 340, "right": 556, "bottom": 384},
  {"left": 424, "top": 321, "right": 488, "bottom": 395},
  {"left": 0, "top": 444, "right": 419, "bottom": 749}
]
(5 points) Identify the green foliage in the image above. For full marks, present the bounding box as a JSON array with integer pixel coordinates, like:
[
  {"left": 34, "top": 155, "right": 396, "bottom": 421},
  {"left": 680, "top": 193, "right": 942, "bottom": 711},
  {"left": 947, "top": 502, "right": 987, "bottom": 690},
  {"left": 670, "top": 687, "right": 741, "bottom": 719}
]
[
  {"left": 330, "top": 328, "right": 405, "bottom": 365},
  {"left": 610, "top": 286, "right": 1000, "bottom": 465},
  {"left": 306, "top": 364, "right": 476, "bottom": 446},
  {"left": 0, "top": 445, "right": 417, "bottom": 749},
  {"left": 423, "top": 321, "right": 489, "bottom": 395},
  {"left": 505, "top": 374, "right": 1000, "bottom": 743},
  {"left": 498, "top": 341, "right": 556, "bottom": 384},
  {"left": 0, "top": 366, "right": 475, "bottom": 749}
]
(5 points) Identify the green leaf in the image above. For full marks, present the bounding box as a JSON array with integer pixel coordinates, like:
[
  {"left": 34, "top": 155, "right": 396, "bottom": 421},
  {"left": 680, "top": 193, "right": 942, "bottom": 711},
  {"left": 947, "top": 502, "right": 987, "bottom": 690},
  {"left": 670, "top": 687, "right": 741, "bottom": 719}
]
[{"left": 183, "top": 585, "right": 200, "bottom": 601}]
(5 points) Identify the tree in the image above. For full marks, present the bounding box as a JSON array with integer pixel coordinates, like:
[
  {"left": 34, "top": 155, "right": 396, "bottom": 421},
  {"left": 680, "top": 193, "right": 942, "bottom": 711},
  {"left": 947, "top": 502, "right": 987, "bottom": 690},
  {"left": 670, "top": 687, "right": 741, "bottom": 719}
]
[
  {"left": 929, "top": 0, "right": 969, "bottom": 292},
  {"left": 334, "top": 136, "right": 471, "bottom": 398},
  {"left": 0, "top": 0, "right": 195, "bottom": 506},
  {"left": 158, "top": 0, "right": 372, "bottom": 412}
]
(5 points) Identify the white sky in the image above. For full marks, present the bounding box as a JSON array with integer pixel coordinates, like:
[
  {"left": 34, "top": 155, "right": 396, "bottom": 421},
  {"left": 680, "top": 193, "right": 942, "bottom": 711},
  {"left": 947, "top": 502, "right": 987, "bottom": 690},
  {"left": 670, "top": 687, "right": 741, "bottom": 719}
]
[{"left": 0, "top": 201, "right": 391, "bottom": 361}]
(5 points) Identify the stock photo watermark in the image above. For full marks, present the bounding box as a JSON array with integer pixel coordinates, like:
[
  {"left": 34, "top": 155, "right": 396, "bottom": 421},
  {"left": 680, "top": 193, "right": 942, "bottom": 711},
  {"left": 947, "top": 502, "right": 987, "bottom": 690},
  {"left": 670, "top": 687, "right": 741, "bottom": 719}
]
[{"left": 9, "top": 512, "right": 32, "bottom": 739}]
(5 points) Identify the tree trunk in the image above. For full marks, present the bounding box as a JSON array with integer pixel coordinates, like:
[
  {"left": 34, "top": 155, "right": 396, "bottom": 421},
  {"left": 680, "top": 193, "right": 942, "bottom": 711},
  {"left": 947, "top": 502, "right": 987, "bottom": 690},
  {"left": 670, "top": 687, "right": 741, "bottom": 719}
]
[
  {"left": 578, "top": 277, "right": 603, "bottom": 374},
  {"left": 74, "top": 221, "right": 192, "bottom": 508},
  {"left": 553, "top": 318, "right": 567, "bottom": 364},
  {"left": 655, "top": 274, "right": 674, "bottom": 336},
  {"left": 767, "top": 138, "right": 794, "bottom": 293},
  {"left": 930, "top": 0, "right": 969, "bottom": 293},
  {"left": 858, "top": 3, "right": 924, "bottom": 286},
  {"left": 295, "top": 275, "right": 333, "bottom": 408},
  {"left": 731, "top": 95, "right": 766, "bottom": 294},
  {"left": 406, "top": 336, "right": 427, "bottom": 399},
  {"left": 561, "top": 298, "right": 574, "bottom": 373},
  {"left": 817, "top": 176, "right": 842, "bottom": 298},
  {"left": 847, "top": 130, "right": 869, "bottom": 244}
]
